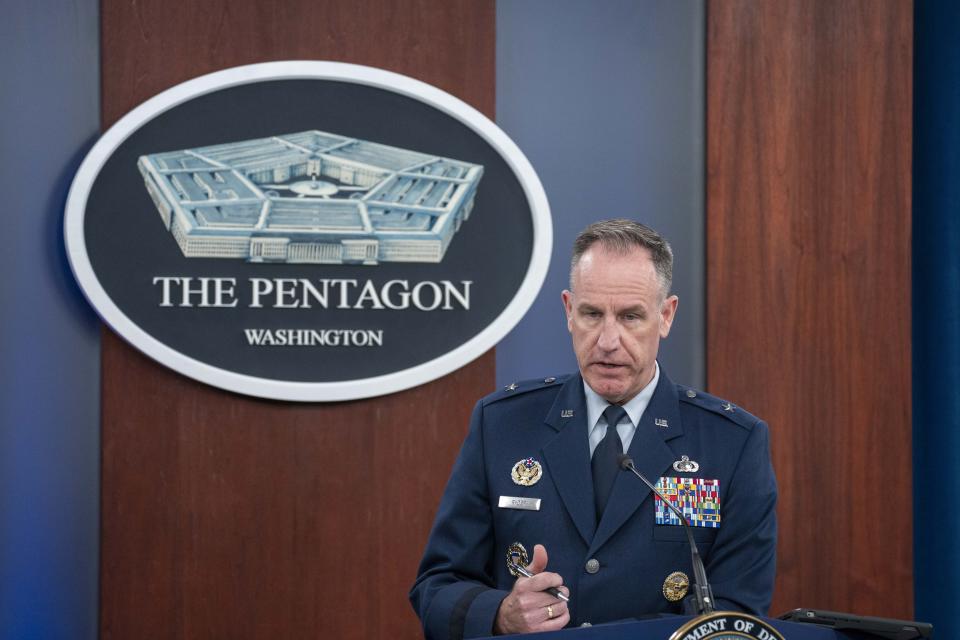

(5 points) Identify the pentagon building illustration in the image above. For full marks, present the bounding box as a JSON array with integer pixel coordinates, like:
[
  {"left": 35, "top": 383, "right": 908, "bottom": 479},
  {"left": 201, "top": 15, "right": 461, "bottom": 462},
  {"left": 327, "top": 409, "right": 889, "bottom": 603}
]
[{"left": 137, "top": 131, "right": 484, "bottom": 264}]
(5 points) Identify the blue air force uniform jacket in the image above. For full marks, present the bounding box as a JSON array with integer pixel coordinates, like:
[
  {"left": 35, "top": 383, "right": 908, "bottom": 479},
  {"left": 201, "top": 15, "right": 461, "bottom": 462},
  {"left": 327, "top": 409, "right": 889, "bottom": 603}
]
[{"left": 410, "top": 369, "right": 777, "bottom": 639}]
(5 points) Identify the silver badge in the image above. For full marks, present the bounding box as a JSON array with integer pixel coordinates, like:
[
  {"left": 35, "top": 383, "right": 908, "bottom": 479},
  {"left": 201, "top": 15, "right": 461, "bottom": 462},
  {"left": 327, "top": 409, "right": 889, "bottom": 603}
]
[
  {"left": 560, "top": 409, "right": 574, "bottom": 418},
  {"left": 498, "top": 496, "right": 542, "bottom": 511},
  {"left": 655, "top": 418, "right": 669, "bottom": 428},
  {"left": 672, "top": 455, "right": 700, "bottom": 473}
]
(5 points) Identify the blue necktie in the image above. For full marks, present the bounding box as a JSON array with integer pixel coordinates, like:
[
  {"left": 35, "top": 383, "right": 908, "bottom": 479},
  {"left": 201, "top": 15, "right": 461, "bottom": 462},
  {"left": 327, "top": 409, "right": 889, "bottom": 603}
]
[{"left": 592, "top": 405, "right": 628, "bottom": 522}]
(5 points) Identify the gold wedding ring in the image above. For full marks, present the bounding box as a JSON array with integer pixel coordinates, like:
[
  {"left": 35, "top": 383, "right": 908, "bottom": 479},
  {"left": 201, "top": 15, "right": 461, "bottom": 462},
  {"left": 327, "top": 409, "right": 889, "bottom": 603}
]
[{"left": 546, "top": 605, "right": 555, "bottom": 619}]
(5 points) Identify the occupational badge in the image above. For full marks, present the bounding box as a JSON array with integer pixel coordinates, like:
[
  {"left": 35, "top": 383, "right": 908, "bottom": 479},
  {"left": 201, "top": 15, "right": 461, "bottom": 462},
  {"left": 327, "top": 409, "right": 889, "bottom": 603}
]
[
  {"left": 672, "top": 455, "right": 699, "bottom": 472},
  {"left": 506, "top": 541, "right": 529, "bottom": 577},
  {"left": 662, "top": 571, "right": 689, "bottom": 602},
  {"left": 511, "top": 457, "right": 543, "bottom": 486}
]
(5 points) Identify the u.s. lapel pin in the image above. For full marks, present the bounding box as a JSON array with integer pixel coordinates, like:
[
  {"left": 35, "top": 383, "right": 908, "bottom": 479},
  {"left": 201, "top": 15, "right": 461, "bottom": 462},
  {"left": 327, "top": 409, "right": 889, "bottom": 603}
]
[
  {"left": 655, "top": 418, "right": 669, "bottom": 428},
  {"left": 560, "top": 409, "right": 574, "bottom": 418},
  {"left": 672, "top": 455, "right": 700, "bottom": 473}
]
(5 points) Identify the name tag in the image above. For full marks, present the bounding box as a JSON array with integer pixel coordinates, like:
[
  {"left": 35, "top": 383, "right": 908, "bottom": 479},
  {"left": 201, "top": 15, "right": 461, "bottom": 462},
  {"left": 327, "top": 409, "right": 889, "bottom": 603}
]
[{"left": 498, "top": 496, "right": 541, "bottom": 511}]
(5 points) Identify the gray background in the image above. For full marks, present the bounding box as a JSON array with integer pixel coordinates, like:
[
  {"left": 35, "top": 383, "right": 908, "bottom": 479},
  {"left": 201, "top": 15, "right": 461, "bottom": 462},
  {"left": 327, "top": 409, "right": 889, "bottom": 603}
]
[{"left": 495, "top": 0, "right": 705, "bottom": 388}]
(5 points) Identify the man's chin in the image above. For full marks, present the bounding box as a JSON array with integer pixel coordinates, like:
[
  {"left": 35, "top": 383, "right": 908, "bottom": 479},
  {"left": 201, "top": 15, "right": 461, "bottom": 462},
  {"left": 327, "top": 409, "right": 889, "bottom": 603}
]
[{"left": 583, "top": 376, "right": 629, "bottom": 403}]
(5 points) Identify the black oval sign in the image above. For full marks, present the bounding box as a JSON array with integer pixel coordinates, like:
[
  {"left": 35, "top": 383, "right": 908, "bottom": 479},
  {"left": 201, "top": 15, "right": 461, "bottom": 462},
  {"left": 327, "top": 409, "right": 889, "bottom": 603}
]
[{"left": 65, "top": 62, "right": 551, "bottom": 401}]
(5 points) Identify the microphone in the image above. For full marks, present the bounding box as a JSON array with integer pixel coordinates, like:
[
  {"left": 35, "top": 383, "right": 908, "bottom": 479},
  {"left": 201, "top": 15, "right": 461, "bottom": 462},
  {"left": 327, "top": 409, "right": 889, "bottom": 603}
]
[{"left": 617, "top": 454, "right": 715, "bottom": 615}]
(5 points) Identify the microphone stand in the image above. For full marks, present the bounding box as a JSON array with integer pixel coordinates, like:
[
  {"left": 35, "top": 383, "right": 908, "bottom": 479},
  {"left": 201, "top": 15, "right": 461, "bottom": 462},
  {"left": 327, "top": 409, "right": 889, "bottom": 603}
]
[{"left": 618, "top": 454, "right": 715, "bottom": 615}]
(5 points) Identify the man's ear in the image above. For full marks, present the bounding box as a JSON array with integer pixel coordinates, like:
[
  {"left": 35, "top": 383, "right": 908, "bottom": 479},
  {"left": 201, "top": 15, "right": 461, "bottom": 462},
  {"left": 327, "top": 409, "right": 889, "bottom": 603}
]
[
  {"left": 561, "top": 290, "right": 574, "bottom": 332},
  {"left": 659, "top": 295, "right": 679, "bottom": 338}
]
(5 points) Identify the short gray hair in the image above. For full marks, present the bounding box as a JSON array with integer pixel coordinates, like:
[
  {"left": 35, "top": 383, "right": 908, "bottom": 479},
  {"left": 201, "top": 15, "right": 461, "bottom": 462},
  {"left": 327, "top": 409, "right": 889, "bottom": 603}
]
[{"left": 569, "top": 219, "right": 674, "bottom": 296}]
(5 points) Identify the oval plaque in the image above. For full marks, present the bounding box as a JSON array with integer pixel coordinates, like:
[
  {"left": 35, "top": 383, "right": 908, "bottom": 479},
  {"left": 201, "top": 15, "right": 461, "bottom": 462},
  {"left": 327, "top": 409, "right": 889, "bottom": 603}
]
[
  {"left": 64, "top": 61, "right": 551, "bottom": 402},
  {"left": 670, "top": 612, "right": 786, "bottom": 640}
]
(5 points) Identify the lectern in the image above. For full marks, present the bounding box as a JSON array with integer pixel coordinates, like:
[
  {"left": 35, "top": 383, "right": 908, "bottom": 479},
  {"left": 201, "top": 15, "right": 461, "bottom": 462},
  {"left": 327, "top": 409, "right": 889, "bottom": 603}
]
[{"left": 486, "top": 615, "right": 868, "bottom": 639}]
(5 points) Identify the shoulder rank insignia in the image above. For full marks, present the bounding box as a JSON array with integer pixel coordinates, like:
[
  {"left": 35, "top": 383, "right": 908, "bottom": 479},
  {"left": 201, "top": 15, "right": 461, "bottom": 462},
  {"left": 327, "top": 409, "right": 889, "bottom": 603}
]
[{"left": 511, "top": 457, "right": 543, "bottom": 486}]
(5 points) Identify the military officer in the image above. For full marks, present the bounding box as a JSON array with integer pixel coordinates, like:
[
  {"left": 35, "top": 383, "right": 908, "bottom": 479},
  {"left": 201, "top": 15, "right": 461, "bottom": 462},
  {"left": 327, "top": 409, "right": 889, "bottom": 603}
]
[{"left": 410, "top": 220, "right": 777, "bottom": 638}]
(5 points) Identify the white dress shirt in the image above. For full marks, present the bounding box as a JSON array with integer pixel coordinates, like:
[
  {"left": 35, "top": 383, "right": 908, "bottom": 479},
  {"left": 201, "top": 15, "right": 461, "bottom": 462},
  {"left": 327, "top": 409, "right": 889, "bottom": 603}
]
[{"left": 585, "top": 361, "right": 660, "bottom": 457}]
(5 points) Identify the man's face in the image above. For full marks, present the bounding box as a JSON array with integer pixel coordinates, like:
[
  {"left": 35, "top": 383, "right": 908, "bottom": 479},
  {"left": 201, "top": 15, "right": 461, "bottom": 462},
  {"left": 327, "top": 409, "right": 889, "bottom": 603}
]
[{"left": 562, "top": 245, "right": 678, "bottom": 404}]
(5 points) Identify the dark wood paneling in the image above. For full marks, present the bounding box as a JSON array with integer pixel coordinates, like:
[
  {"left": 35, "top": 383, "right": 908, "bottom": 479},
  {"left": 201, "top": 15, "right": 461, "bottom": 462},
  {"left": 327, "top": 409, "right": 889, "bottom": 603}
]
[
  {"left": 99, "top": 2, "right": 495, "bottom": 638},
  {"left": 101, "top": 0, "right": 494, "bottom": 128},
  {"left": 101, "top": 330, "right": 493, "bottom": 638},
  {"left": 707, "top": 1, "right": 912, "bottom": 617}
]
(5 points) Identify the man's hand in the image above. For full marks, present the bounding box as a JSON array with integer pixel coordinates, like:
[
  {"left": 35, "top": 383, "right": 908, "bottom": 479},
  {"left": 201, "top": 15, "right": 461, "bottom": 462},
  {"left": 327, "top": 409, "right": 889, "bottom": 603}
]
[{"left": 494, "top": 544, "right": 570, "bottom": 634}]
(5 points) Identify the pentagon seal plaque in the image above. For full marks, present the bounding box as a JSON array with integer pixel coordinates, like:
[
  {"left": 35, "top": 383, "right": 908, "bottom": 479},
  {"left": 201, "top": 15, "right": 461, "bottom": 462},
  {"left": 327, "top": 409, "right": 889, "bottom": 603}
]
[{"left": 670, "top": 612, "right": 785, "bottom": 640}]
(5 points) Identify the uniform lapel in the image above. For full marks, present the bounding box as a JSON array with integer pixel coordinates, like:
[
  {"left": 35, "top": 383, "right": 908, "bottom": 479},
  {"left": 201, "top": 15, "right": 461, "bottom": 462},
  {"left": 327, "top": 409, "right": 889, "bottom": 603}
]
[
  {"left": 588, "top": 371, "right": 684, "bottom": 555},
  {"left": 541, "top": 375, "right": 596, "bottom": 546}
]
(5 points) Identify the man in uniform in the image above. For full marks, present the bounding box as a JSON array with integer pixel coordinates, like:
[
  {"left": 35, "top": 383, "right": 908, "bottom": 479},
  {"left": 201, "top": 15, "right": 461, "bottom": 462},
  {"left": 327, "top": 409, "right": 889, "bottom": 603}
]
[{"left": 410, "top": 220, "right": 777, "bottom": 638}]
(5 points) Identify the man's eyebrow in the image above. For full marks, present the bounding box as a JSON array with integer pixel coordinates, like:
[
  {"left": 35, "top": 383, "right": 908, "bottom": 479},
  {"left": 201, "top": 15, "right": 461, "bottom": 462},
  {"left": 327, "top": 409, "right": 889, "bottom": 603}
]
[{"left": 620, "top": 304, "right": 648, "bottom": 314}]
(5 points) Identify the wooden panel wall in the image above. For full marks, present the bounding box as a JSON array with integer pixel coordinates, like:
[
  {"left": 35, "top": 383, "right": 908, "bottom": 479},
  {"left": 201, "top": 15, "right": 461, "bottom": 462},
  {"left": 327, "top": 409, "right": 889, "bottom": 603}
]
[
  {"left": 707, "top": 1, "right": 913, "bottom": 617},
  {"left": 99, "top": 2, "right": 495, "bottom": 638}
]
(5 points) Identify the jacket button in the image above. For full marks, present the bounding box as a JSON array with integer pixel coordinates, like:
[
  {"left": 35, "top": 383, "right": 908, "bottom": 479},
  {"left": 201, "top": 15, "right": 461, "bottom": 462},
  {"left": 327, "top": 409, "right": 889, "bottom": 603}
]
[{"left": 585, "top": 558, "right": 600, "bottom": 574}]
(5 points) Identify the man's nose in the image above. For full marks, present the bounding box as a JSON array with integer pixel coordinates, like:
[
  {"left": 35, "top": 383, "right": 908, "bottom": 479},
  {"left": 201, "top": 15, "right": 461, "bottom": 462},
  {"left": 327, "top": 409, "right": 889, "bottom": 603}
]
[{"left": 596, "top": 317, "right": 622, "bottom": 351}]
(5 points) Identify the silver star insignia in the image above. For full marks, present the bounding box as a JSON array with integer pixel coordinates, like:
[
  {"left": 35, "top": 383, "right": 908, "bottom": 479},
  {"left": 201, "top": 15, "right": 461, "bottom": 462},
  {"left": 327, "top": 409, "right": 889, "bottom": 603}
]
[
  {"left": 505, "top": 383, "right": 518, "bottom": 391},
  {"left": 722, "top": 402, "right": 734, "bottom": 412}
]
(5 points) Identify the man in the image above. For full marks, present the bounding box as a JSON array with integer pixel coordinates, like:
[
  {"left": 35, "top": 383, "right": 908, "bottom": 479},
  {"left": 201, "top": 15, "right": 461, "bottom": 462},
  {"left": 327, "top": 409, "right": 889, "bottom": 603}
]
[{"left": 410, "top": 220, "right": 777, "bottom": 638}]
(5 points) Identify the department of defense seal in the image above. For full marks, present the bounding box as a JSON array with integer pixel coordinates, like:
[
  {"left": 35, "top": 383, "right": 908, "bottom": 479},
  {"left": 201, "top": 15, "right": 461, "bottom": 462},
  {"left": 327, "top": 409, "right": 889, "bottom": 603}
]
[
  {"left": 669, "top": 612, "right": 786, "bottom": 640},
  {"left": 662, "top": 571, "right": 690, "bottom": 602}
]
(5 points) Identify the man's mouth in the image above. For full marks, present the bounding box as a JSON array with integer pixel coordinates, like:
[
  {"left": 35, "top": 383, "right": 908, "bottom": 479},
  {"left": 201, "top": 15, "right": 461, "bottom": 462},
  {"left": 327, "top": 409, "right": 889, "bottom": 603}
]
[{"left": 592, "top": 362, "right": 626, "bottom": 371}]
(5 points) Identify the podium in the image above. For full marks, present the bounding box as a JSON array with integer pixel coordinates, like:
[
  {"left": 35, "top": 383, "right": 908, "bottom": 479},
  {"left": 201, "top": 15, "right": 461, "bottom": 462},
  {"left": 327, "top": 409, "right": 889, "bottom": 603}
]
[{"left": 487, "top": 616, "right": 859, "bottom": 639}]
